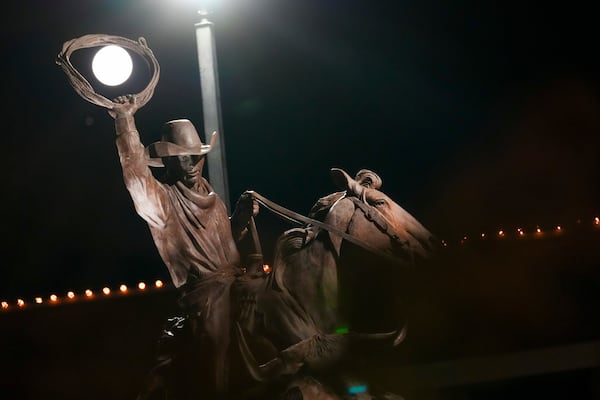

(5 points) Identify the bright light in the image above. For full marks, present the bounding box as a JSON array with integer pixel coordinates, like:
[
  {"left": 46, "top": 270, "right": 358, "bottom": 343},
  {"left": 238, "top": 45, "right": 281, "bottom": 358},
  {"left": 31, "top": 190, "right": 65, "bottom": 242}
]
[
  {"left": 1, "top": 302, "right": 8, "bottom": 309},
  {"left": 102, "top": 287, "right": 111, "bottom": 295},
  {"left": 50, "top": 294, "right": 58, "bottom": 302},
  {"left": 17, "top": 299, "right": 25, "bottom": 307},
  {"left": 138, "top": 282, "right": 146, "bottom": 290},
  {"left": 120, "top": 284, "right": 128, "bottom": 293},
  {"left": 67, "top": 291, "right": 75, "bottom": 299},
  {"left": 35, "top": 297, "right": 43, "bottom": 304},
  {"left": 155, "top": 280, "right": 163, "bottom": 288},
  {"left": 92, "top": 45, "right": 133, "bottom": 86},
  {"left": 85, "top": 289, "right": 93, "bottom": 297}
]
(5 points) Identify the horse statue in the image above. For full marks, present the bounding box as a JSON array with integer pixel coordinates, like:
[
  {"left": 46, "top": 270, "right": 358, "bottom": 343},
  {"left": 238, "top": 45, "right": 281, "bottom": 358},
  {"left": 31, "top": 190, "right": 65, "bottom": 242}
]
[
  {"left": 136, "top": 167, "right": 437, "bottom": 400},
  {"left": 229, "top": 167, "right": 438, "bottom": 399}
]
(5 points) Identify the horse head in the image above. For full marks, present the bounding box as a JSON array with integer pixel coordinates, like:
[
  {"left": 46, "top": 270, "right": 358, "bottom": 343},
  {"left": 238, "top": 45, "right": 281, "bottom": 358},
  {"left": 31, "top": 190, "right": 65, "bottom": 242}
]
[{"left": 327, "top": 167, "right": 437, "bottom": 265}]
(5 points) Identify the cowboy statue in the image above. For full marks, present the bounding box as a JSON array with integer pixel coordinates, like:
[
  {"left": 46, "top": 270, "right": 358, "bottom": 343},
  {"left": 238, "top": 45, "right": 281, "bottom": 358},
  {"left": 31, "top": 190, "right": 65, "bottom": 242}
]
[
  {"left": 110, "top": 93, "right": 258, "bottom": 399},
  {"left": 57, "top": 35, "right": 259, "bottom": 397},
  {"left": 57, "top": 34, "right": 437, "bottom": 400}
]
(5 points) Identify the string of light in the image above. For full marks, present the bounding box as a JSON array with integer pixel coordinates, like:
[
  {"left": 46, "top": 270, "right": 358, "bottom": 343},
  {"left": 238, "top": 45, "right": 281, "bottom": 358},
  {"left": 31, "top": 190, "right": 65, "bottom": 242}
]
[
  {"left": 1, "top": 280, "right": 168, "bottom": 312},
  {"left": 2, "top": 217, "right": 598, "bottom": 312},
  {"left": 441, "top": 216, "right": 599, "bottom": 247}
]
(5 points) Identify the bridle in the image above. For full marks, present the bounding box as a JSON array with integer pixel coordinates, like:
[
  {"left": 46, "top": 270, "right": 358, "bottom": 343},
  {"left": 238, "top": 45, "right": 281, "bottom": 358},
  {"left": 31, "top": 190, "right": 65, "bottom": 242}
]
[
  {"left": 346, "top": 196, "right": 405, "bottom": 243},
  {"left": 247, "top": 191, "right": 411, "bottom": 266}
]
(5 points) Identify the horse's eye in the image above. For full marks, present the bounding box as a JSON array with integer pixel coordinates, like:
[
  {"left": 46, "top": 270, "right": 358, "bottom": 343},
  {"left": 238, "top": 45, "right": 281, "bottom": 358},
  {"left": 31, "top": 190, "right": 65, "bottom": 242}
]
[{"left": 373, "top": 199, "right": 386, "bottom": 207}]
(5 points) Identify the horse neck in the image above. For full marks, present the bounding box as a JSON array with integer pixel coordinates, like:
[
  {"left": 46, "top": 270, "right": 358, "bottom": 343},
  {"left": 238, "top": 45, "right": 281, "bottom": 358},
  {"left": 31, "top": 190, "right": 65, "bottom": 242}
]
[{"left": 272, "top": 227, "right": 342, "bottom": 333}]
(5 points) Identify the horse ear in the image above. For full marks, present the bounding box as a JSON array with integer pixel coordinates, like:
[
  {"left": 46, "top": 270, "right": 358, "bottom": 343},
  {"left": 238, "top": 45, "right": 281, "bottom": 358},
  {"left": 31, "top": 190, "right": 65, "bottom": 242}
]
[
  {"left": 331, "top": 168, "right": 366, "bottom": 199},
  {"left": 330, "top": 168, "right": 352, "bottom": 190}
]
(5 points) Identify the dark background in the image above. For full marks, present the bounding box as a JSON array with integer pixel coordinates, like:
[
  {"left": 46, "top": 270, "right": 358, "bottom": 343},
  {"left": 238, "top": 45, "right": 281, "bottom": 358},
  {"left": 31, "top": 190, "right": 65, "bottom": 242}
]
[{"left": 1, "top": 0, "right": 599, "bottom": 398}]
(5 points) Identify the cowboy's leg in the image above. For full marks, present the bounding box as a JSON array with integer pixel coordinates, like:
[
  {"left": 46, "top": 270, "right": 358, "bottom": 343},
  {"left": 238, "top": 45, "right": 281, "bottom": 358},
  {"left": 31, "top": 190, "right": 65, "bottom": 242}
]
[{"left": 205, "top": 283, "right": 232, "bottom": 397}]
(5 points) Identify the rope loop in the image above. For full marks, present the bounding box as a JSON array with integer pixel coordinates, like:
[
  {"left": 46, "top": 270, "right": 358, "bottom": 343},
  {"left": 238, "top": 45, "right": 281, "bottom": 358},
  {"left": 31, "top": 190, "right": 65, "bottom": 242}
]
[{"left": 56, "top": 34, "right": 160, "bottom": 110}]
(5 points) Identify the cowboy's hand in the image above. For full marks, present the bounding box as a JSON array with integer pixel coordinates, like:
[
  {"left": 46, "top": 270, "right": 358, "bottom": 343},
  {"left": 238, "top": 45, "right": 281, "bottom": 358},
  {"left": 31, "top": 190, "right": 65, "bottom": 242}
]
[
  {"left": 247, "top": 191, "right": 260, "bottom": 218},
  {"left": 108, "top": 94, "right": 139, "bottom": 119},
  {"left": 230, "top": 191, "right": 258, "bottom": 240},
  {"left": 232, "top": 191, "right": 259, "bottom": 223},
  {"left": 238, "top": 191, "right": 259, "bottom": 218}
]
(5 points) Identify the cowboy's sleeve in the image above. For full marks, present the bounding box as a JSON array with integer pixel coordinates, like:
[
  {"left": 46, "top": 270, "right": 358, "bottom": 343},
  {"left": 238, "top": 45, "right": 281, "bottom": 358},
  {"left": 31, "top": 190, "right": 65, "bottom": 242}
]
[{"left": 115, "top": 115, "right": 169, "bottom": 228}]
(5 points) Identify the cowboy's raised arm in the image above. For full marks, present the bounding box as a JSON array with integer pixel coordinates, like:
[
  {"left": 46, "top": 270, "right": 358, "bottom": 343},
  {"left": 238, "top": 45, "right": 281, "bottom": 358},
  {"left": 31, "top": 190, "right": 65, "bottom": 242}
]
[{"left": 109, "top": 95, "right": 168, "bottom": 228}]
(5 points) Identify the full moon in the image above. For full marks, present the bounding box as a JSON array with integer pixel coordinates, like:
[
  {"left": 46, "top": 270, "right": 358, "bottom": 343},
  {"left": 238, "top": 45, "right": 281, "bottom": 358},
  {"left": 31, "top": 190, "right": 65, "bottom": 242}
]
[{"left": 92, "top": 45, "right": 133, "bottom": 86}]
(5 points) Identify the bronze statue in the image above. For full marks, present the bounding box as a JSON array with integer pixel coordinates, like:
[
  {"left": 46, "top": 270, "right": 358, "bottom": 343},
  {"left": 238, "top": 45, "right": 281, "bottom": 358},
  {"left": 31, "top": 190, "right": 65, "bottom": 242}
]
[{"left": 58, "top": 35, "right": 438, "bottom": 400}]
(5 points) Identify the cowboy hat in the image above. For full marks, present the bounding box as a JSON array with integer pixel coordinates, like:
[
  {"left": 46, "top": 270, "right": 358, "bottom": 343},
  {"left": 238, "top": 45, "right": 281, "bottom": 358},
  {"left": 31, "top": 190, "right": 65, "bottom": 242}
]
[{"left": 145, "top": 119, "right": 217, "bottom": 167}]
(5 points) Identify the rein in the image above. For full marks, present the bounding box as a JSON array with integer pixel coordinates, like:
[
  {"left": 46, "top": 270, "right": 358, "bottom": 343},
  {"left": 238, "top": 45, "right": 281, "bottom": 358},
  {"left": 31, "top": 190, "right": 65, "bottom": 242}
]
[{"left": 247, "top": 191, "right": 409, "bottom": 265}]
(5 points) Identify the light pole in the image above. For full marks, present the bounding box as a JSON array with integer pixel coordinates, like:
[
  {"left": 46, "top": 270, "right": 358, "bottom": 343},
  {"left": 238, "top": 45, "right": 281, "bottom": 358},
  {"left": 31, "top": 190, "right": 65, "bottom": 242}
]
[{"left": 195, "top": 6, "right": 231, "bottom": 213}]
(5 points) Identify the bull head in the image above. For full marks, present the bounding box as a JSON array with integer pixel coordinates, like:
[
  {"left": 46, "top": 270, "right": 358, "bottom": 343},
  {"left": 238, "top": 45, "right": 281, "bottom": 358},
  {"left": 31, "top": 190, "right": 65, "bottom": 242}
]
[{"left": 236, "top": 322, "right": 406, "bottom": 383}]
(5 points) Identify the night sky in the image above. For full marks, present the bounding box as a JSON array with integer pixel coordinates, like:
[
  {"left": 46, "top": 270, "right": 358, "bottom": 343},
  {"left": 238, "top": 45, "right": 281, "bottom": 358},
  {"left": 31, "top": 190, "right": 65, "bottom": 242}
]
[{"left": 1, "top": 0, "right": 599, "bottom": 300}]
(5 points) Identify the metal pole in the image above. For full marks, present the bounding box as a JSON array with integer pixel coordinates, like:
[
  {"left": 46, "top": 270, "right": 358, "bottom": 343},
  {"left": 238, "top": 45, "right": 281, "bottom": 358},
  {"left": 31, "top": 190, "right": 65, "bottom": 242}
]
[{"left": 195, "top": 9, "right": 231, "bottom": 213}]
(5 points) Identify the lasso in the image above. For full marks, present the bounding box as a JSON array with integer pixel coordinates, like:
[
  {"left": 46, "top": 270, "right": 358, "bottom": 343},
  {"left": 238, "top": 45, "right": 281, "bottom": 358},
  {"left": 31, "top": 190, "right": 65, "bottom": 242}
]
[{"left": 56, "top": 34, "right": 160, "bottom": 110}]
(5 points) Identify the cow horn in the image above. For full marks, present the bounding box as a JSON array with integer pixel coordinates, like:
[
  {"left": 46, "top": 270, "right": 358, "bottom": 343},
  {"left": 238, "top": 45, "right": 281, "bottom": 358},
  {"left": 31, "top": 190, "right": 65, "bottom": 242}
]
[
  {"left": 393, "top": 325, "right": 408, "bottom": 347},
  {"left": 351, "top": 330, "right": 397, "bottom": 341},
  {"left": 349, "top": 328, "right": 406, "bottom": 348}
]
